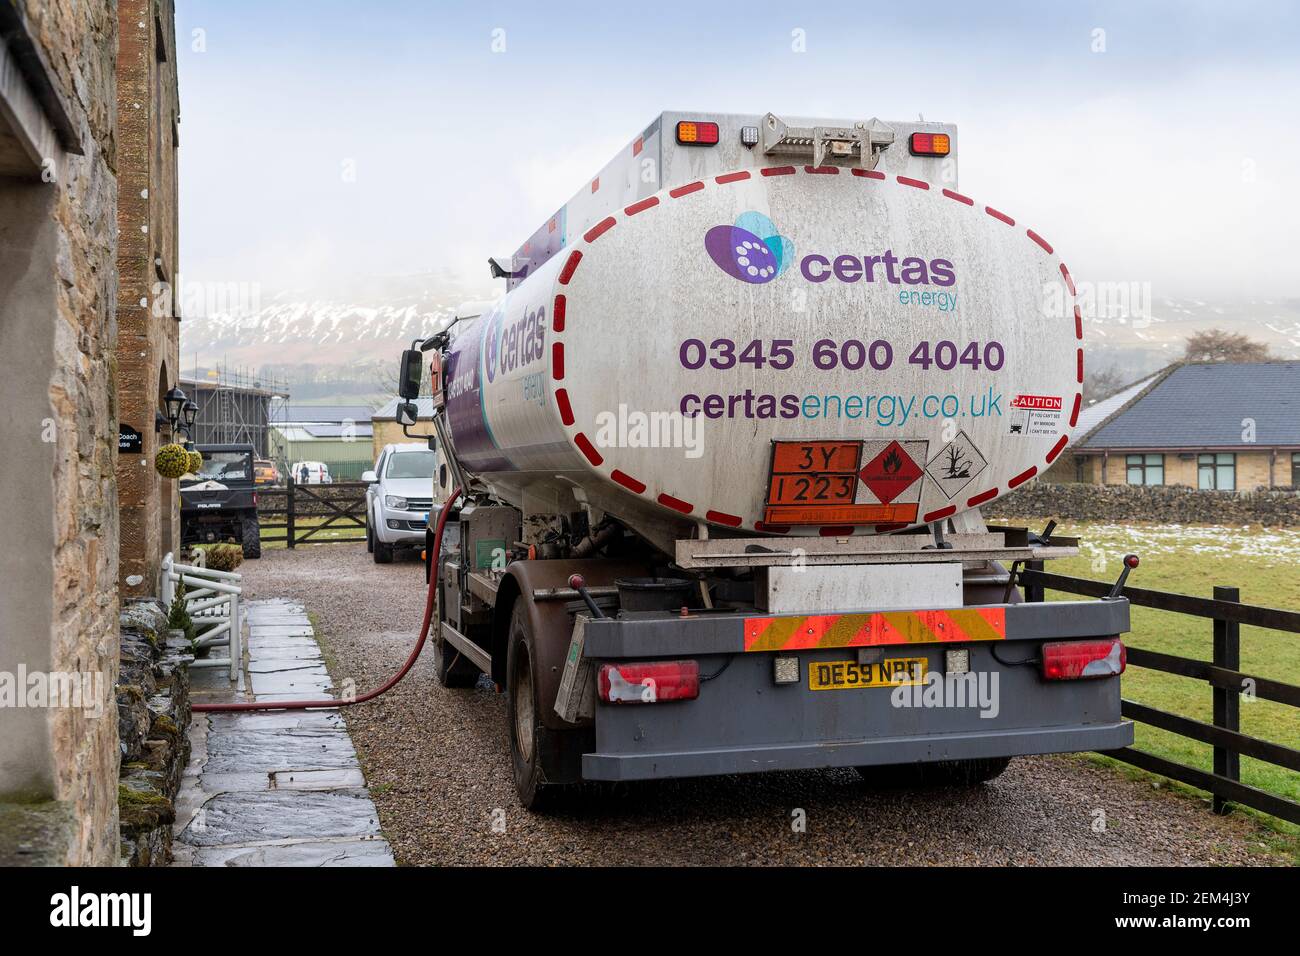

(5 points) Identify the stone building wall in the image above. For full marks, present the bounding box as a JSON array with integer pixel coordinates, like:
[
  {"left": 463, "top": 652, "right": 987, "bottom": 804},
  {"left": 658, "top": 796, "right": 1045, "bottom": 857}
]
[
  {"left": 1051, "top": 450, "right": 1282, "bottom": 490},
  {"left": 116, "top": 0, "right": 180, "bottom": 597},
  {"left": 0, "top": 0, "right": 121, "bottom": 865}
]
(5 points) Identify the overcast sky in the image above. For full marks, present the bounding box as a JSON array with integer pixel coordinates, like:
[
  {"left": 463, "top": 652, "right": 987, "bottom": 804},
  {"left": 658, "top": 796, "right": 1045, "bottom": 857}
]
[{"left": 176, "top": 0, "right": 1300, "bottom": 302}]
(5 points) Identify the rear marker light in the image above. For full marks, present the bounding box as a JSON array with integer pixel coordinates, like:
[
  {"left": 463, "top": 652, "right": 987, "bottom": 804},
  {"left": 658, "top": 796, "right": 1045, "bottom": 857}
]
[
  {"left": 773, "top": 656, "right": 799, "bottom": 685},
  {"left": 598, "top": 660, "right": 699, "bottom": 703},
  {"left": 945, "top": 648, "right": 970, "bottom": 675},
  {"left": 909, "top": 132, "right": 951, "bottom": 156},
  {"left": 1041, "top": 638, "right": 1126, "bottom": 681},
  {"left": 677, "top": 121, "right": 719, "bottom": 146}
]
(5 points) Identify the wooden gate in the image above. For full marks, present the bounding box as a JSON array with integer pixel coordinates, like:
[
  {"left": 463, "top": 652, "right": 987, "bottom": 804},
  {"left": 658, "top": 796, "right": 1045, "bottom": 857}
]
[{"left": 257, "top": 480, "right": 369, "bottom": 547}]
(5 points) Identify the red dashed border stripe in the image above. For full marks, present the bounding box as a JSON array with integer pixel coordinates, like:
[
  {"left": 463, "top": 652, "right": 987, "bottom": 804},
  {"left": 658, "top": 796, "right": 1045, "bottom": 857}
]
[
  {"left": 706, "top": 509, "right": 743, "bottom": 527},
  {"left": 550, "top": 165, "right": 1078, "bottom": 532},
  {"left": 574, "top": 433, "right": 603, "bottom": 466},
  {"left": 583, "top": 216, "right": 616, "bottom": 243},
  {"left": 558, "top": 250, "right": 582, "bottom": 284},
  {"left": 985, "top": 205, "right": 1014, "bottom": 226},
  {"left": 554, "top": 388, "right": 575, "bottom": 426},
  {"left": 658, "top": 493, "right": 693, "bottom": 515},
  {"left": 1008, "top": 466, "right": 1038, "bottom": 489},
  {"left": 624, "top": 196, "right": 659, "bottom": 216},
  {"left": 611, "top": 469, "right": 646, "bottom": 494}
]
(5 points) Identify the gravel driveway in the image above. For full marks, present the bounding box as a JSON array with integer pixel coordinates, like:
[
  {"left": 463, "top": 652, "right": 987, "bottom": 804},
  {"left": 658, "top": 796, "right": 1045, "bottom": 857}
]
[{"left": 236, "top": 545, "right": 1289, "bottom": 866}]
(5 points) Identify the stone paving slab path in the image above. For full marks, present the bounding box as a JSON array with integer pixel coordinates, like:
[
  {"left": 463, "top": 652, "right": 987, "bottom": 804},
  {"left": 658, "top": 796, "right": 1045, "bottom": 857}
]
[{"left": 173, "top": 598, "right": 395, "bottom": 867}]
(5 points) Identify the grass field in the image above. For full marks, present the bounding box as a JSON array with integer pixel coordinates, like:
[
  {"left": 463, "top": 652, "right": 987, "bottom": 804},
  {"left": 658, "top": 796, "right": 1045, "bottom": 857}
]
[{"left": 1013, "top": 518, "right": 1300, "bottom": 834}]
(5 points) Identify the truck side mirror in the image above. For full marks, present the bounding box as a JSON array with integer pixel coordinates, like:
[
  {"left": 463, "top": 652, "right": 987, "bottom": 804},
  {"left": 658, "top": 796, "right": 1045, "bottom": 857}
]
[
  {"left": 398, "top": 349, "right": 422, "bottom": 400},
  {"left": 396, "top": 402, "right": 419, "bottom": 427},
  {"left": 361, "top": 470, "right": 377, "bottom": 483}
]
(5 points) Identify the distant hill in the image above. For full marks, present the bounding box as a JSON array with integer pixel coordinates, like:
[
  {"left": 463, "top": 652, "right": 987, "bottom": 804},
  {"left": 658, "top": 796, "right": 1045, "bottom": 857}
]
[{"left": 180, "top": 272, "right": 1300, "bottom": 400}]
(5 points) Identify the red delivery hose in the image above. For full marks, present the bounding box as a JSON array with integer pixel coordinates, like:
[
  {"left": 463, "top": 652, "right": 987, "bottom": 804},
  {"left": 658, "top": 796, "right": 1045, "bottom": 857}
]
[{"left": 194, "top": 486, "right": 462, "bottom": 713}]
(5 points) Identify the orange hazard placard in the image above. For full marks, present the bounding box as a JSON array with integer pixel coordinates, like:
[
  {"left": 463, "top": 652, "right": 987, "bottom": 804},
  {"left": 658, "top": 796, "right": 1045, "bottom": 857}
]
[{"left": 764, "top": 440, "right": 863, "bottom": 524}]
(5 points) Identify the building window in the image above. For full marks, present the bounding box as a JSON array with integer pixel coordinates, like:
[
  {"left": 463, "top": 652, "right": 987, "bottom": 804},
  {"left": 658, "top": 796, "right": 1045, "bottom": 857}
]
[
  {"left": 1292, "top": 452, "right": 1299, "bottom": 488},
  {"left": 1198, "top": 453, "right": 1235, "bottom": 491},
  {"left": 1125, "top": 454, "right": 1164, "bottom": 486}
]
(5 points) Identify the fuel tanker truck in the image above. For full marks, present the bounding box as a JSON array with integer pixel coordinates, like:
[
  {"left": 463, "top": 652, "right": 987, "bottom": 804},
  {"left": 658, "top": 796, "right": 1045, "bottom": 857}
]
[{"left": 393, "top": 111, "right": 1134, "bottom": 809}]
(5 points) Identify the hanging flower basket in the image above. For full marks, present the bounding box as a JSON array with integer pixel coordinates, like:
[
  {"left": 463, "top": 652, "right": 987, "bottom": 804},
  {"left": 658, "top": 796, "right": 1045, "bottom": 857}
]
[
  {"left": 155, "top": 443, "right": 189, "bottom": 479},
  {"left": 187, "top": 451, "right": 203, "bottom": 475}
]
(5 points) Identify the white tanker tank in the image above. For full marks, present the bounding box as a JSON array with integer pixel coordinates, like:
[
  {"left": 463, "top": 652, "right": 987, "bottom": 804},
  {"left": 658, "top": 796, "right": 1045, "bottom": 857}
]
[{"left": 439, "top": 112, "right": 1082, "bottom": 554}]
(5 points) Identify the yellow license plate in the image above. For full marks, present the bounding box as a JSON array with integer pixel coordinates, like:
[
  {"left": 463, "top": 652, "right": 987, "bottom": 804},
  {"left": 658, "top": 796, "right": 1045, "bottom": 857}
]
[{"left": 808, "top": 657, "right": 928, "bottom": 691}]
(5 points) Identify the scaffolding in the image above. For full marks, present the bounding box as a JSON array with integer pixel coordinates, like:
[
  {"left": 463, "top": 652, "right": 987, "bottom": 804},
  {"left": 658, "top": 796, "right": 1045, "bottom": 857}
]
[{"left": 181, "top": 363, "right": 290, "bottom": 459}]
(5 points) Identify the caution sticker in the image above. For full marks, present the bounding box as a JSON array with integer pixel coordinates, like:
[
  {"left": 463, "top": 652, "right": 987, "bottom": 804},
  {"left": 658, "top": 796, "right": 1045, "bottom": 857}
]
[{"left": 1007, "top": 394, "right": 1063, "bottom": 437}]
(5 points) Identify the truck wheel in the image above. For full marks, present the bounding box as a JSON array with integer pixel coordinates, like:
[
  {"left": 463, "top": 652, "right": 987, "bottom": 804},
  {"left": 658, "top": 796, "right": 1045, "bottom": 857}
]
[
  {"left": 506, "top": 600, "right": 575, "bottom": 812},
  {"left": 373, "top": 535, "right": 393, "bottom": 564},
  {"left": 366, "top": 518, "right": 374, "bottom": 553},
  {"left": 240, "top": 513, "right": 261, "bottom": 559},
  {"left": 855, "top": 757, "right": 1012, "bottom": 788}
]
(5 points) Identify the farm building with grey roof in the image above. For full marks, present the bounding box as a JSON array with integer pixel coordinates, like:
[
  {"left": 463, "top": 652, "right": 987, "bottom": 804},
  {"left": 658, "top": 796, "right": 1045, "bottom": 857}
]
[{"left": 1057, "top": 362, "right": 1300, "bottom": 490}]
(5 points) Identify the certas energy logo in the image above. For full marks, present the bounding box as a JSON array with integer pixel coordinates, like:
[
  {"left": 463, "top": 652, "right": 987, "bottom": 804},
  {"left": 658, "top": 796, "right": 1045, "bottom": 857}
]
[
  {"left": 484, "top": 304, "right": 546, "bottom": 384},
  {"left": 704, "top": 211, "right": 794, "bottom": 284}
]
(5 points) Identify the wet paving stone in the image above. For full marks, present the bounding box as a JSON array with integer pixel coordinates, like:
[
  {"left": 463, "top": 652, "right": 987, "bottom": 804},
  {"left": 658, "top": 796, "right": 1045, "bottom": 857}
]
[
  {"left": 192, "top": 838, "right": 394, "bottom": 867},
  {"left": 179, "top": 789, "right": 382, "bottom": 846},
  {"left": 173, "top": 600, "right": 394, "bottom": 866}
]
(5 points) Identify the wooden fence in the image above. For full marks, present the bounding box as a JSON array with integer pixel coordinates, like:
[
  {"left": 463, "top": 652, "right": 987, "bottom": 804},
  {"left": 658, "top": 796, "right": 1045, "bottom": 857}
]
[{"left": 1020, "top": 563, "right": 1300, "bottom": 824}]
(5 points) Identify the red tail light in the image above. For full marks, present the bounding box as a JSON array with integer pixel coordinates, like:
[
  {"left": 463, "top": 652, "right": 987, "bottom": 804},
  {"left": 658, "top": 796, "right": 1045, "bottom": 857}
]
[
  {"left": 1041, "top": 638, "right": 1125, "bottom": 680},
  {"left": 676, "top": 121, "right": 719, "bottom": 146},
  {"left": 252, "top": 491, "right": 259, "bottom": 506},
  {"left": 909, "top": 132, "right": 951, "bottom": 156},
  {"left": 598, "top": 660, "right": 699, "bottom": 703}
]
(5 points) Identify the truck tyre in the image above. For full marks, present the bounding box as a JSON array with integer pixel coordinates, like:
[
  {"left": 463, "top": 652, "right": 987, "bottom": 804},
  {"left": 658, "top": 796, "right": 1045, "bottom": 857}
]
[
  {"left": 366, "top": 515, "right": 374, "bottom": 553},
  {"left": 373, "top": 535, "right": 393, "bottom": 564},
  {"left": 855, "top": 757, "right": 1012, "bottom": 788},
  {"left": 240, "top": 513, "right": 261, "bottom": 559},
  {"left": 506, "top": 600, "right": 578, "bottom": 811}
]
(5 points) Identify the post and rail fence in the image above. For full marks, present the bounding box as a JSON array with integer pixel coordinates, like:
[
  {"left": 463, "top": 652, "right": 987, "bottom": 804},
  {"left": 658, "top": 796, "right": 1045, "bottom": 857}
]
[{"left": 1019, "top": 561, "right": 1300, "bottom": 825}]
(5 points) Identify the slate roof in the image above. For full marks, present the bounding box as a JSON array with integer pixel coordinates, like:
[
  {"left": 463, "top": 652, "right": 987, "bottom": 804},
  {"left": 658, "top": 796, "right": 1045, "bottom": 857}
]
[
  {"left": 372, "top": 397, "right": 437, "bottom": 419},
  {"left": 272, "top": 403, "right": 377, "bottom": 424},
  {"left": 1079, "top": 362, "right": 1300, "bottom": 450}
]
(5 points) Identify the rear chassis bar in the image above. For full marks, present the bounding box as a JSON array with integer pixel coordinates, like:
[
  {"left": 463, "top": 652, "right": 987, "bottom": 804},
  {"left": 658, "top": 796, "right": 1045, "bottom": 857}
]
[{"left": 578, "top": 598, "right": 1133, "bottom": 781}]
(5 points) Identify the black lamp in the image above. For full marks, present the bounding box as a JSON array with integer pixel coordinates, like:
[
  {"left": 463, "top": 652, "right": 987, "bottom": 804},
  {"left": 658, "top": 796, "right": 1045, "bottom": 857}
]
[
  {"left": 164, "top": 386, "right": 187, "bottom": 426},
  {"left": 182, "top": 399, "right": 198, "bottom": 428}
]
